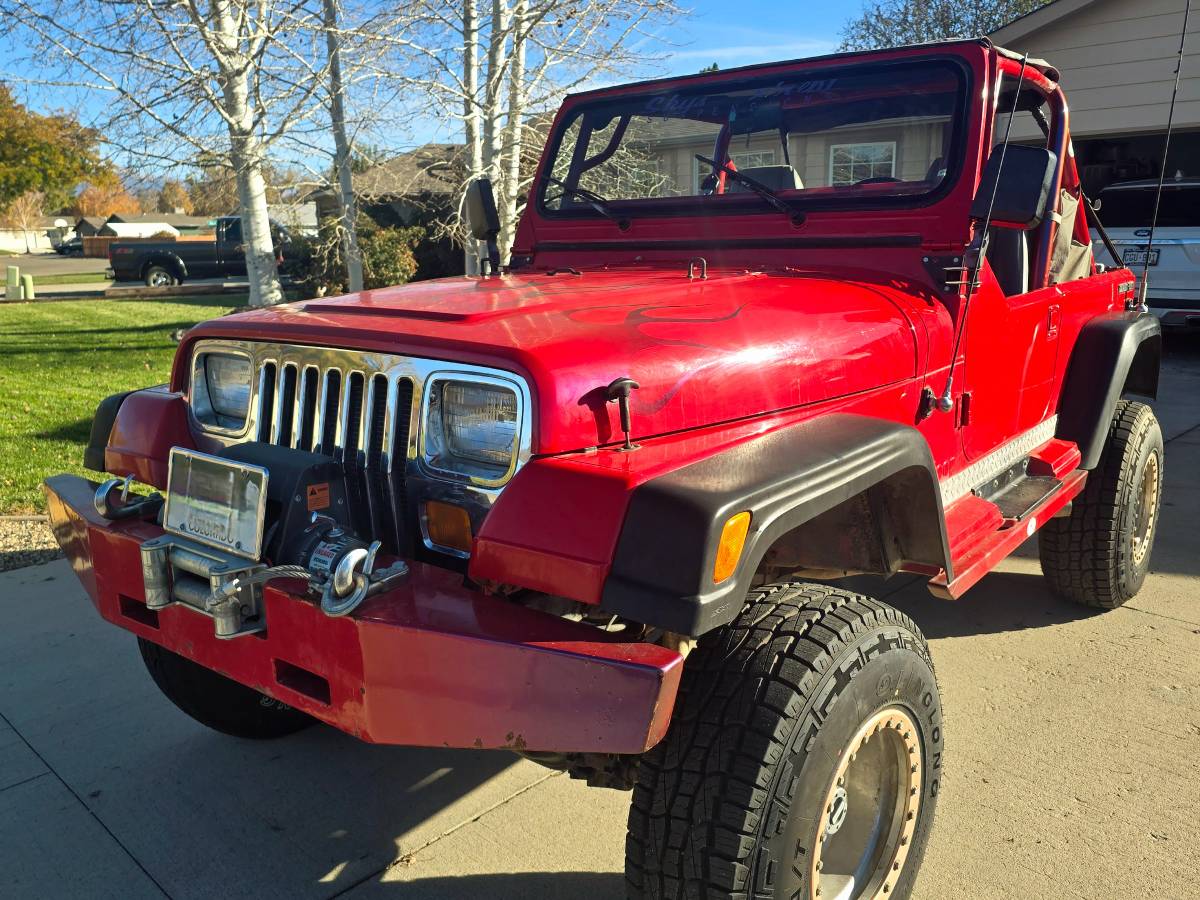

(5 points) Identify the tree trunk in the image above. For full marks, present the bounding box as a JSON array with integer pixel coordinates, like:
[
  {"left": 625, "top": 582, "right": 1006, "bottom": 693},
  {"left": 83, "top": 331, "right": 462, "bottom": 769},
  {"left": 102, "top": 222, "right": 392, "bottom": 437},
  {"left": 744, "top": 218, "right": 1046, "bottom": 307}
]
[
  {"left": 322, "top": 0, "right": 364, "bottom": 293},
  {"left": 213, "top": 0, "right": 283, "bottom": 308},
  {"left": 498, "top": 0, "right": 527, "bottom": 263},
  {"left": 462, "top": 0, "right": 483, "bottom": 275},
  {"left": 483, "top": 0, "right": 510, "bottom": 176}
]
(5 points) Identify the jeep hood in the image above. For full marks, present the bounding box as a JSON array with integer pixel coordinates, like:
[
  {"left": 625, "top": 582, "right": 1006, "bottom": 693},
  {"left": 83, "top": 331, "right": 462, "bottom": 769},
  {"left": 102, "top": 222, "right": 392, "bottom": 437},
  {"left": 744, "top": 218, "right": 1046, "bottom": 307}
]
[{"left": 190, "top": 267, "right": 920, "bottom": 454}]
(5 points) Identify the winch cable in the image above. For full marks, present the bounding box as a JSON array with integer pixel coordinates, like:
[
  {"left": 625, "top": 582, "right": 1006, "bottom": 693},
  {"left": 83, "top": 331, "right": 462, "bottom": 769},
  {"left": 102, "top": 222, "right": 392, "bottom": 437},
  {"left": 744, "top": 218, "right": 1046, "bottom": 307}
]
[
  {"left": 206, "top": 565, "right": 314, "bottom": 609},
  {"left": 1138, "top": 0, "right": 1192, "bottom": 310},
  {"left": 937, "top": 52, "right": 1028, "bottom": 413}
]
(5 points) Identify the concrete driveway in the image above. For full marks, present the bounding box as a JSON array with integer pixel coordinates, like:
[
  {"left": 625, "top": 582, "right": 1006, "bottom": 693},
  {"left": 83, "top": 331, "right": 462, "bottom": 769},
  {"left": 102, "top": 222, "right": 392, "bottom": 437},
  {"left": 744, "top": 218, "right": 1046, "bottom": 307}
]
[{"left": 2, "top": 340, "right": 1198, "bottom": 900}]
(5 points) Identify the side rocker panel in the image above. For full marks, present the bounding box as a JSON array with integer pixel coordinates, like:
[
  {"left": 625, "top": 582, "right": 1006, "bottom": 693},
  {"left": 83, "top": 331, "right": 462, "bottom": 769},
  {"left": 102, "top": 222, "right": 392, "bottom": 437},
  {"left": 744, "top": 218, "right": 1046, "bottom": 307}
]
[
  {"left": 1056, "top": 312, "right": 1160, "bottom": 470},
  {"left": 600, "top": 414, "right": 951, "bottom": 636}
]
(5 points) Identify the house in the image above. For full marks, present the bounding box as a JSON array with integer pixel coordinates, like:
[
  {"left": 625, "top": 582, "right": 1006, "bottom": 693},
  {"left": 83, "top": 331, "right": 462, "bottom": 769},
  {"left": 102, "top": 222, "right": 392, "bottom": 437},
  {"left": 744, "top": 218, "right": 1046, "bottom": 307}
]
[
  {"left": 310, "top": 144, "right": 466, "bottom": 278},
  {"left": 990, "top": 0, "right": 1200, "bottom": 194},
  {"left": 310, "top": 144, "right": 464, "bottom": 225},
  {"left": 105, "top": 212, "right": 213, "bottom": 235},
  {"left": 97, "top": 220, "right": 181, "bottom": 239},
  {"left": 74, "top": 216, "right": 107, "bottom": 238},
  {"left": 267, "top": 202, "right": 319, "bottom": 236}
]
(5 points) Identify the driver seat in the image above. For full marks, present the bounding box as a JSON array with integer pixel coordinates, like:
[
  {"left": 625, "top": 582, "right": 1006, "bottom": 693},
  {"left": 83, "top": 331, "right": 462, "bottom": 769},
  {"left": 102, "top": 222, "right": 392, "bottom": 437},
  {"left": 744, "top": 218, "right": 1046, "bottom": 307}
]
[
  {"left": 727, "top": 165, "right": 803, "bottom": 193},
  {"left": 985, "top": 227, "right": 1030, "bottom": 296}
]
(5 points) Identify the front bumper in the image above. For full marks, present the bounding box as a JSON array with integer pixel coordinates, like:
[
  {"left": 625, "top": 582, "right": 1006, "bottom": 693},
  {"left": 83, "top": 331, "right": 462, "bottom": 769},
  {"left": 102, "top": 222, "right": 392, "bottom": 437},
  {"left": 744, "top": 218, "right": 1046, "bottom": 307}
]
[{"left": 44, "top": 474, "right": 682, "bottom": 754}]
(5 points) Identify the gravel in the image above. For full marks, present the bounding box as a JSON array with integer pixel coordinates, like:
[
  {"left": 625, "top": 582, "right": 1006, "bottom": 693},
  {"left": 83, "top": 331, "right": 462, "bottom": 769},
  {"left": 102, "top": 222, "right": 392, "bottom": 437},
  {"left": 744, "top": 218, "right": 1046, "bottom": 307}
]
[{"left": 0, "top": 517, "right": 62, "bottom": 572}]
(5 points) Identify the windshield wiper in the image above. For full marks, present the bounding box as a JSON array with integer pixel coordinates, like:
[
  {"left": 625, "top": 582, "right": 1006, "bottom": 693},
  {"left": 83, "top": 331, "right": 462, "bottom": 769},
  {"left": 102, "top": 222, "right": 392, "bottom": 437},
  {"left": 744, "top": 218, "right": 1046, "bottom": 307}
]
[
  {"left": 543, "top": 176, "right": 631, "bottom": 230},
  {"left": 695, "top": 154, "right": 807, "bottom": 226}
]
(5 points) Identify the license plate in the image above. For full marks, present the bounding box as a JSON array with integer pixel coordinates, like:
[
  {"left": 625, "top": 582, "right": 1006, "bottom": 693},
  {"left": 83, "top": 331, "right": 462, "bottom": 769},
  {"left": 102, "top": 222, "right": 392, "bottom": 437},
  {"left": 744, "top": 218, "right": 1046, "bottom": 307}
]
[
  {"left": 1123, "top": 248, "right": 1159, "bottom": 266},
  {"left": 164, "top": 448, "right": 268, "bottom": 559}
]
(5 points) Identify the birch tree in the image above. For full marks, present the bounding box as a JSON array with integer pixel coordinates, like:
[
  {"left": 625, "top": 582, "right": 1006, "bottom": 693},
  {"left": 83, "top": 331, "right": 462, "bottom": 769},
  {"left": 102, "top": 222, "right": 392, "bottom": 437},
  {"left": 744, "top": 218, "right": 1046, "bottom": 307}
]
[
  {"left": 0, "top": 190, "right": 45, "bottom": 254},
  {"left": 395, "top": 0, "right": 682, "bottom": 271},
  {"left": 4, "top": 0, "right": 332, "bottom": 306}
]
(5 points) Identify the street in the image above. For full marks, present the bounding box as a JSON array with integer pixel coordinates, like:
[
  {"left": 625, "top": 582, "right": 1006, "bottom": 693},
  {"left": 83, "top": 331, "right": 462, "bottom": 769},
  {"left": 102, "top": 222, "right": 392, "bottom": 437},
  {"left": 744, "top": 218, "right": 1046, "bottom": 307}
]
[{"left": 1, "top": 339, "right": 1197, "bottom": 900}]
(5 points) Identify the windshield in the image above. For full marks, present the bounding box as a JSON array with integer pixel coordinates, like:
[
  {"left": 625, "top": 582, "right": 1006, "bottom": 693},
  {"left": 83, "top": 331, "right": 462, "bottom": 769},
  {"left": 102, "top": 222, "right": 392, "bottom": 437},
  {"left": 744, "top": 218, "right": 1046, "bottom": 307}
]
[{"left": 539, "top": 59, "right": 965, "bottom": 220}]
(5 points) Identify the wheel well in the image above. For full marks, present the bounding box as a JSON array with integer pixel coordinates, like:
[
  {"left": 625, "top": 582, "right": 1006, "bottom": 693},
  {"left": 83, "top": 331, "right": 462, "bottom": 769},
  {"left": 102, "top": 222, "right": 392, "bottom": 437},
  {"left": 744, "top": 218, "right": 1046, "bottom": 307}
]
[
  {"left": 142, "top": 257, "right": 183, "bottom": 279},
  {"left": 1123, "top": 331, "right": 1160, "bottom": 399},
  {"left": 755, "top": 466, "right": 946, "bottom": 582}
]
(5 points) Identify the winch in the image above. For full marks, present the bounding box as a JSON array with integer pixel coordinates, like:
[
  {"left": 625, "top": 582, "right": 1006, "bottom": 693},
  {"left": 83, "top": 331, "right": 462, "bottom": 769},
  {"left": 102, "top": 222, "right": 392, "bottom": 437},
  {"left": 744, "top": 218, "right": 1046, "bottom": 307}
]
[{"left": 96, "top": 443, "right": 409, "bottom": 639}]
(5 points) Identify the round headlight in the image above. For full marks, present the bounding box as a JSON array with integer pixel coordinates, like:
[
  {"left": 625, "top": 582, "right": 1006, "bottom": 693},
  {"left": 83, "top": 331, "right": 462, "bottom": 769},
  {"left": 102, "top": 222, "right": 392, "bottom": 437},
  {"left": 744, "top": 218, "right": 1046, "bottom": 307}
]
[
  {"left": 192, "top": 351, "right": 252, "bottom": 430},
  {"left": 423, "top": 377, "right": 519, "bottom": 483}
]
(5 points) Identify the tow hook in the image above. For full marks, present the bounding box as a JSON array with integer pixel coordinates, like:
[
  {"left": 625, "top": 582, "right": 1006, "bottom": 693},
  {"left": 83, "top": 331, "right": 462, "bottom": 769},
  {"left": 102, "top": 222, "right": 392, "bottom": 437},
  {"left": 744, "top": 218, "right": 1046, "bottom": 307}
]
[{"left": 94, "top": 473, "right": 163, "bottom": 521}]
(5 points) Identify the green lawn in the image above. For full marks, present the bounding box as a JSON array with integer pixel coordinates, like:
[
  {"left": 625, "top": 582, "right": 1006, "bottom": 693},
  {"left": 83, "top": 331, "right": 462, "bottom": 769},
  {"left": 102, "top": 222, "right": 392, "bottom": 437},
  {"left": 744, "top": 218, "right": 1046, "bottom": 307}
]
[
  {"left": 0, "top": 296, "right": 245, "bottom": 514},
  {"left": 32, "top": 272, "right": 110, "bottom": 286}
]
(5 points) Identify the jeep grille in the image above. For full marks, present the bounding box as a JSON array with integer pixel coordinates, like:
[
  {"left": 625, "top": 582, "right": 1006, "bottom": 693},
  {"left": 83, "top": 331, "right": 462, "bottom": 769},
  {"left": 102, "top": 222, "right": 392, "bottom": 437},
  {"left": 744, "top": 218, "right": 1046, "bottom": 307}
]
[{"left": 188, "top": 339, "right": 533, "bottom": 561}]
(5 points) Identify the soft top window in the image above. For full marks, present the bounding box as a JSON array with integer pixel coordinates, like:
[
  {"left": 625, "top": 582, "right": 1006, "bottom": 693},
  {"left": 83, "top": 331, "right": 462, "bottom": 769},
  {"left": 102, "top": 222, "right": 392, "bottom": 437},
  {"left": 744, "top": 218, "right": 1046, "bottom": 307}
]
[{"left": 539, "top": 59, "right": 966, "bottom": 221}]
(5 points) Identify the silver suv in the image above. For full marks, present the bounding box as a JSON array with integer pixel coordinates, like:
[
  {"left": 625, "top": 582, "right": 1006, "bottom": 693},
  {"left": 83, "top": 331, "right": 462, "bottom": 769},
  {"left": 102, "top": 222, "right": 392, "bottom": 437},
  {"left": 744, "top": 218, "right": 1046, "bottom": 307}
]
[{"left": 1093, "top": 177, "right": 1200, "bottom": 328}]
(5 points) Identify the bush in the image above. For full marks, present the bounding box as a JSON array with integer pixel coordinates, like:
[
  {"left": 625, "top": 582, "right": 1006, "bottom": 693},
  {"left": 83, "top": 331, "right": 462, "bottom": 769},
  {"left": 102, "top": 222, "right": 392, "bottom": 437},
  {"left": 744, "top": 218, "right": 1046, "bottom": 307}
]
[{"left": 284, "top": 218, "right": 422, "bottom": 299}]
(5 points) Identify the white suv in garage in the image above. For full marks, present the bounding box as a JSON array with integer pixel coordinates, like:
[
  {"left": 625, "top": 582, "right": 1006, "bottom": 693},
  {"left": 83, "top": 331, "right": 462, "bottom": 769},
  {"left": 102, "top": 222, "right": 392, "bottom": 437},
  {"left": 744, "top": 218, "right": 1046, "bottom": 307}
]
[{"left": 1093, "top": 177, "right": 1200, "bottom": 328}]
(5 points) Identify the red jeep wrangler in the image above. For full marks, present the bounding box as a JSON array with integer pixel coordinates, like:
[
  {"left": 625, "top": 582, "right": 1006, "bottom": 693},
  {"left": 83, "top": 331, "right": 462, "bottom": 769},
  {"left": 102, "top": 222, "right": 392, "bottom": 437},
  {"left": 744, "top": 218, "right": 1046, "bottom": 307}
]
[{"left": 45, "top": 39, "right": 1163, "bottom": 900}]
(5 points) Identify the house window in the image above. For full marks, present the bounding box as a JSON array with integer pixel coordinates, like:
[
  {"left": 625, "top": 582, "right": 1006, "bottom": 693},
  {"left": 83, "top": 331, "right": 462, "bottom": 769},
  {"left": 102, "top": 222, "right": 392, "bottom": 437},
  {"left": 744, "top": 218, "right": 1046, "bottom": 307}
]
[
  {"left": 829, "top": 142, "right": 896, "bottom": 186},
  {"left": 731, "top": 149, "right": 776, "bottom": 170}
]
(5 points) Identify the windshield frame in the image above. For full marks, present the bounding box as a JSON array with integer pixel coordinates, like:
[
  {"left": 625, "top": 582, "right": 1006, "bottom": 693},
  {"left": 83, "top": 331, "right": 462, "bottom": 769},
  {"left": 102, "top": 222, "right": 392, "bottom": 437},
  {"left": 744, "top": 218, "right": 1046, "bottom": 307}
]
[{"left": 536, "top": 55, "right": 973, "bottom": 223}]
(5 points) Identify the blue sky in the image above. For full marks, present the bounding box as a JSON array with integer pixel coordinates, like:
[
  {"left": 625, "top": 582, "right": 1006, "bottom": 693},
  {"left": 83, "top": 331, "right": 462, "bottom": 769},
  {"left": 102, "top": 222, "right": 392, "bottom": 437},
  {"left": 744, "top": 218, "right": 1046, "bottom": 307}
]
[
  {"left": 667, "top": 1, "right": 866, "bottom": 72},
  {"left": 0, "top": 0, "right": 868, "bottom": 169}
]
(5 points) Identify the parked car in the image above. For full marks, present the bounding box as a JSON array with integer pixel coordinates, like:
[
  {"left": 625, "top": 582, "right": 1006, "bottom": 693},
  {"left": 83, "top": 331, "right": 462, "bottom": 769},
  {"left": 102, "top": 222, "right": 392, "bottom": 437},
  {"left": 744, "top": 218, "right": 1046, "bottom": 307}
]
[
  {"left": 106, "top": 215, "right": 287, "bottom": 286},
  {"left": 55, "top": 234, "right": 82, "bottom": 255},
  {"left": 1092, "top": 177, "right": 1200, "bottom": 328},
  {"left": 44, "top": 39, "right": 1163, "bottom": 900}
]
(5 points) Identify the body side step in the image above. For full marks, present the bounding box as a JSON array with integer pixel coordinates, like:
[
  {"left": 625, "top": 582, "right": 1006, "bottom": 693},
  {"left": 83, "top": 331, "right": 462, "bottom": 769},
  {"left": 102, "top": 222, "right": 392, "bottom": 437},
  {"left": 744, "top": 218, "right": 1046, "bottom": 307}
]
[{"left": 929, "top": 469, "right": 1088, "bottom": 600}]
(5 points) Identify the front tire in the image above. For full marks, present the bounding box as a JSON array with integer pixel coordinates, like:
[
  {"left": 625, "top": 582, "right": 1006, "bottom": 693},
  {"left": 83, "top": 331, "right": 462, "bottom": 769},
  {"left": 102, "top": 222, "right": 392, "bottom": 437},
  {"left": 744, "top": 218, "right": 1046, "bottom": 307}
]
[
  {"left": 138, "top": 638, "right": 311, "bottom": 739},
  {"left": 626, "top": 582, "right": 943, "bottom": 900},
  {"left": 144, "top": 264, "right": 178, "bottom": 287},
  {"left": 1039, "top": 400, "right": 1163, "bottom": 608}
]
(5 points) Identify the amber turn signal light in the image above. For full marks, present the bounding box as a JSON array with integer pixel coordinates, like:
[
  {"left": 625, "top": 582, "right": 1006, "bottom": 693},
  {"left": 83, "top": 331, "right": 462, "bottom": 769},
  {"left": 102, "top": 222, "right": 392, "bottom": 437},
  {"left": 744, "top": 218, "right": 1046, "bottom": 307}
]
[
  {"left": 425, "top": 500, "right": 474, "bottom": 553},
  {"left": 713, "top": 511, "right": 751, "bottom": 584}
]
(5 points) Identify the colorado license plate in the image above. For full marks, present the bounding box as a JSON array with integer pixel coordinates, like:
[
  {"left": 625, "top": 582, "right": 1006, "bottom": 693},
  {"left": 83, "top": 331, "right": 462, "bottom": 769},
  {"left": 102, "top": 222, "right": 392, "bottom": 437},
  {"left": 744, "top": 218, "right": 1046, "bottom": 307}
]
[
  {"left": 164, "top": 448, "right": 268, "bottom": 559},
  {"left": 1123, "top": 248, "right": 1159, "bottom": 266}
]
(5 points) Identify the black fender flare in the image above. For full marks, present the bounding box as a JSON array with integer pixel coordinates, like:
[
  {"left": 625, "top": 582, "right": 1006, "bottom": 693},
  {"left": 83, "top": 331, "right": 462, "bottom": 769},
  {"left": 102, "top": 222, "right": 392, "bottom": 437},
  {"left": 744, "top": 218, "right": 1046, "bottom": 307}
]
[
  {"left": 142, "top": 253, "right": 188, "bottom": 281},
  {"left": 1056, "top": 312, "right": 1160, "bottom": 470},
  {"left": 83, "top": 390, "right": 133, "bottom": 471},
  {"left": 599, "top": 414, "right": 951, "bottom": 636}
]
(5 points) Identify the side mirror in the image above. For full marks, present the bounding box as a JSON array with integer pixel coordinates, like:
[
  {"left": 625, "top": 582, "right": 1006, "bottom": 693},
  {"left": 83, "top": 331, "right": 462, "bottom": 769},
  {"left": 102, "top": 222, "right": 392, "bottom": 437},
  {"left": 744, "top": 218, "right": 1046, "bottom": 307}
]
[
  {"left": 464, "top": 178, "right": 501, "bottom": 274},
  {"left": 970, "top": 145, "right": 1058, "bottom": 230}
]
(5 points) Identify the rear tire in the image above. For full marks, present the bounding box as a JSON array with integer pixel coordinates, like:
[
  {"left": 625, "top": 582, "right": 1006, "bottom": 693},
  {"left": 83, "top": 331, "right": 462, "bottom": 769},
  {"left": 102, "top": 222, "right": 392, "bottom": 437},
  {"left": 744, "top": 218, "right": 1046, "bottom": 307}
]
[
  {"left": 144, "top": 264, "right": 177, "bottom": 287},
  {"left": 626, "top": 582, "right": 943, "bottom": 900},
  {"left": 138, "top": 638, "right": 311, "bottom": 739},
  {"left": 1039, "top": 400, "right": 1163, "bottom": 608}
]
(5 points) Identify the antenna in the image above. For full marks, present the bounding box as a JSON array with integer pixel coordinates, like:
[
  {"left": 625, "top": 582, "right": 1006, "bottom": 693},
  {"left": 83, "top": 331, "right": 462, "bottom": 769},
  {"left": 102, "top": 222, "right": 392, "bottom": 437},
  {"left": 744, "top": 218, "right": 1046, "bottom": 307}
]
[
  {"left": 1138, "top": 0, "right": 1192, "bottom": 310},
  {"left": 937, "top": 53, "right": 1029, "bottom": 414}
]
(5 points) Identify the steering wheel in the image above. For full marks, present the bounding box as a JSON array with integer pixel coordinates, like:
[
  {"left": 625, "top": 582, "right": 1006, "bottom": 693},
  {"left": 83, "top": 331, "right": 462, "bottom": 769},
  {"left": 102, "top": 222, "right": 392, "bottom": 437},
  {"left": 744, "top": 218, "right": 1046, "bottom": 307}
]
[{"left": 853, "top": 176, "right": 903, "bottom": 186}]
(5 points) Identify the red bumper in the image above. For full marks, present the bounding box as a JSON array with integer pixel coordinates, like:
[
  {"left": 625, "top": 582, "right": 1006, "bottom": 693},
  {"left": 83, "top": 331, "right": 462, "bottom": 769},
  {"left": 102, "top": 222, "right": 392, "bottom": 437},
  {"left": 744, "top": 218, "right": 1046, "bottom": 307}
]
[{"left": 44, "top": 475, "right": 682, "bottom": 753}]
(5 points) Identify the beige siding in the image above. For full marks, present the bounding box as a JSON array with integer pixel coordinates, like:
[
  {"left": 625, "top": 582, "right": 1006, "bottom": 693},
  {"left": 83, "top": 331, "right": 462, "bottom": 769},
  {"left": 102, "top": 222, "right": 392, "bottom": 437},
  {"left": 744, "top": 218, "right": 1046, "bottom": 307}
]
[{"left": 992, "top": 0, "right": 1200, "bottom": 137}]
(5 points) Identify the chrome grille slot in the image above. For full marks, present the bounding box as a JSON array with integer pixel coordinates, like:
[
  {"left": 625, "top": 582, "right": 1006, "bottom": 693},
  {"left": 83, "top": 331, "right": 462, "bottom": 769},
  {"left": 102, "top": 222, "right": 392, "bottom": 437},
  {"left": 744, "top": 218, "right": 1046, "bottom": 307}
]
[
  {"left": 342, "top": 372, "right": 365, "bottom": 462},
  {"left": 257, "top": 362, "right": 277, "bottom": 442},
  {"left": 276, "top": 363, "right": 298, "bottom": 446},
  {"left": 298, "top": 366, "right": 319, "bottom": 451},
  {"left": 317, "top": 369, "right": 341, "bottom": 454}
]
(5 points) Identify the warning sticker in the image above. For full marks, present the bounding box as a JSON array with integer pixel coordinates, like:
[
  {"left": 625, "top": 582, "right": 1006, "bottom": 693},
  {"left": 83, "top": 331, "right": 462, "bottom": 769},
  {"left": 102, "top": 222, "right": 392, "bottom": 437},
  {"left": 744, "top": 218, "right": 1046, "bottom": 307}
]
[{"left": 306, "top": 482, "right": 330, "bottom": 511}]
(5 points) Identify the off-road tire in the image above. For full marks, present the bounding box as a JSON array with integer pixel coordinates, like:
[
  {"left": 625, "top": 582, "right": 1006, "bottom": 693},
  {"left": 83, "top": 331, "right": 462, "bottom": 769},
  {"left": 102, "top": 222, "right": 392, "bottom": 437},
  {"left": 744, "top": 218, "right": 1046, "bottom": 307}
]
[
  {"left": 143, "top": 264, "right": 177, "bottom": 287},
  {"left": 626, "top": 582, "right": 943, "bottom": 900},
  {"left": 138, "top": 638, "right": 311, "bottom": 739},
  {"left": 1039, "top": 400, "right": 1163, "bottom": 609}
]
